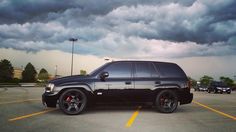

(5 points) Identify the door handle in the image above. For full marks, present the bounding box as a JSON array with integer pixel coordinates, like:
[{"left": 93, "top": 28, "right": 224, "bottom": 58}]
[
  {"left": 125, "top": 81, "right": 131, "bottom": 85},
  {"left": 155, "top": 81, "right": 161, "bottom": 84}
]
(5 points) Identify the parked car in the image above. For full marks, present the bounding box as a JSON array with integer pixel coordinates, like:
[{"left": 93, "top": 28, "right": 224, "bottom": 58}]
[
  {"left": 208, "top": 81, "right": 231, "bottom": 94},
  {"left": 194, "top": 84, "right": 208, "bottom": 91},
  {"left": 42, "top": 61, "right": 193, "bottom": 115}
]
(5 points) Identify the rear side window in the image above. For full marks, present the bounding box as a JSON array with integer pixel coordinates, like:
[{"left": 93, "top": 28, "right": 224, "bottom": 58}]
[
  {"left": 135, "top": 62, "right": 159, "bottom": 78},
  {"left": 154, "top": 62, "right": 186, "bottom": 78},
  {"left": 103, "top": 62, "right": 132, "bottom": 78}
]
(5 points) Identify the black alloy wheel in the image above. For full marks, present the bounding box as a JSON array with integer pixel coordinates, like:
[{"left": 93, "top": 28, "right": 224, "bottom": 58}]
[
  {"left": 59, "top": 89, "right": 87, "bottom": 115},
  {"left": 155, "top": 90, "right": 178, "bottom": 113}
]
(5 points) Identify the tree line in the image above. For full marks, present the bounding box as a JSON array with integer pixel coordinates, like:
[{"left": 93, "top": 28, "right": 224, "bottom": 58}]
[
  {"left": 0, "top": 59, "right": 88, "bottom": 83},
  {"left": 0, "top": 59, "right": 49, "bottom": 83},
  {"left": 189, "top": 75, "right": 235, "bottom": 88}
]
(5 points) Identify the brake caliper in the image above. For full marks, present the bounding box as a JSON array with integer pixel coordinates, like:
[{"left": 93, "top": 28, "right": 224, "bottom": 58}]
[{"left": 66, "top": 96, "right": 72, "bottom": 102}]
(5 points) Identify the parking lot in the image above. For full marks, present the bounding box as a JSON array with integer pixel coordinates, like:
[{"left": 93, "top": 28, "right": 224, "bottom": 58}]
[{"left": 0, "top": 87, "right": 235, "bottom": 132}]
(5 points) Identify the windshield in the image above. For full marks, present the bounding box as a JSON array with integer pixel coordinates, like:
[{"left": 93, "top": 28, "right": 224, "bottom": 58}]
[
  {"left": 213, "top": 82, "right": 227, "bottom": 87},
  {"left": 89, "top": 63, "right": 109, "bottom": 76}
]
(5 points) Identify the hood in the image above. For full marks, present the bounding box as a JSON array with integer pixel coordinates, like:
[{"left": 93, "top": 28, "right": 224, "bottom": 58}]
[{"left": 49, "top": 75, "right": 91, "bottom": 86}]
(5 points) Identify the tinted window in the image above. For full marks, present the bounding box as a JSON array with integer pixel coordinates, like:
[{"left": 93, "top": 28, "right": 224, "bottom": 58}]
[
  {"left": 135, "top": 62, "right": 158, "bottom": 77},
  {"left": 154, "top": 62, "right": 186, "bottom": 78},
  {"left": 103, "top": 62, "right": 132, "bottom": 78}
]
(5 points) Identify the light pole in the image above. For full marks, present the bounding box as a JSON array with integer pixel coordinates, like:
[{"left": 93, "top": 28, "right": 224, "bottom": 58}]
[
  {"left": 69, "top": 38, "right": 78, "bottom": 76},
  {"left": 54, "top": 65, "right": 57, "bottom": 77}
]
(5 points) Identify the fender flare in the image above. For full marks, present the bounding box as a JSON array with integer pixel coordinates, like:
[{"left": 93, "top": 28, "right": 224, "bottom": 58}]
[
  {"left": 153, "top": 84, "right": 181, "bottom": 90},
  {"left": 54, "top": 83, "right": 94, "bottom": 95}
]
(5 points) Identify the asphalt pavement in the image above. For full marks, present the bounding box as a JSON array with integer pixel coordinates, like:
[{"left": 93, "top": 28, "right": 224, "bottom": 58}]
[{"left": 0, "top": 87, "right": 235, "bottom": 132}]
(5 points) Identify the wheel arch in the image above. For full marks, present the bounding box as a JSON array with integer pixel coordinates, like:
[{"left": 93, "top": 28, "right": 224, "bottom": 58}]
[
  {"left": 152, "top": 84, "right": 182, "bottom": 102},
  {"left": 56, "top": 84, "right": 94, "bottom": 99}
]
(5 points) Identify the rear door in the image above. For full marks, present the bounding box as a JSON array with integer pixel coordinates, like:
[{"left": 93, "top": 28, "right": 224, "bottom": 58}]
[{"left": 134, "top": 62, "right": 160, "bottom": 101}]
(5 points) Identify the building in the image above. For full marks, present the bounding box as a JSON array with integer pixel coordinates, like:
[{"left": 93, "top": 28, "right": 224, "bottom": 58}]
[{"left": 13, "top": 67, "right": 23, "bottom": 79}]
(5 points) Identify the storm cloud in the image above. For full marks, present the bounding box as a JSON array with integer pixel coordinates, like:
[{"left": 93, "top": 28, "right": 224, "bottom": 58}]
[{"left": 0, "top": 0, "right": 236, "bottom": 58}]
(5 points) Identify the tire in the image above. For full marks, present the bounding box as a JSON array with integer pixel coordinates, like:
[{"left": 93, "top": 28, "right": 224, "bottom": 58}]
[
  {"left": 207, "top": 89, "right": 211, "bottom": 93},
  {"left": 227, "top": 91, "right": 231, "bottom": 94},
  {"left": 214, "top": 89, "right": 217, "bottom": 94},
  {"left": 155, "top": 90, "right": 178, "bottom": 113},
  {"left": 59, "top": 89, "right": 87, "bottom": 115}
]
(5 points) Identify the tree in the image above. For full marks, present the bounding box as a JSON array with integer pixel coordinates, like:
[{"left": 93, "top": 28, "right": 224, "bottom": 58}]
[
  {"left": 38, "top": 68, "right": 49, "bottom": 82},
  {"left": 0, "top": 59, "right": 14, "bottom": 82},
  {"left": 219, "top": 76, "right": 234, "bottom": 87},
  {"left": 200, "top": 75, "right": 213, "bottom": 86},
  {"left": 80, "top": 70, "right": 87, "bottom": 75},
  {"left": 22, "top": 63, "right": 37, "bottom": 82}
]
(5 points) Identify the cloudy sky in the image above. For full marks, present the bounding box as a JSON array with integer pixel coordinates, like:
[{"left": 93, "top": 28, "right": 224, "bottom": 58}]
[{"left": 0, "top": 0, "right": 236, "bottom": 80}]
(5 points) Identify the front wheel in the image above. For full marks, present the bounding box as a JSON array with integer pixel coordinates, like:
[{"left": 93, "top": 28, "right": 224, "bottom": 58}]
[
  {"left": 59, "top": 89, "right": 87, "bottom": 115},
  {"left": 155, "top": 90, "right": 178, "bottom": 113},
  {"left": 214, "top": 89, "right": 218, "bottom": 94}
]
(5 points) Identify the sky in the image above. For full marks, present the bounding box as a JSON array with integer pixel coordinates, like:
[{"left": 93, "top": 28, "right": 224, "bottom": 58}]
[{"left": 0, "top": 0, "right": 236, "bottom": 80}]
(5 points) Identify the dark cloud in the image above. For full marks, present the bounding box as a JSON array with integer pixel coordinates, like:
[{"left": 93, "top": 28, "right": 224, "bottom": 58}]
[
  {"left": 0, "top": 0, "right": 235, "bottom": 58},
  {"left": 0, "top": 0, "right": 83, "bottom": 24},
  {"left": 0, "top": 0, "right": 196, "bottom": 24}
]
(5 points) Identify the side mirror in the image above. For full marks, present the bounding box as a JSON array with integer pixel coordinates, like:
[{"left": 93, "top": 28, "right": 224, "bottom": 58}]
[{"left": 100, "top": 72, "right": 109, "bottom": 80}]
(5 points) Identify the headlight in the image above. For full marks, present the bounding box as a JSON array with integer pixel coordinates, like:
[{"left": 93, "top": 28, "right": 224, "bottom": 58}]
[{"left": 45, "top": 83, "right": 55, "bottom": 93}]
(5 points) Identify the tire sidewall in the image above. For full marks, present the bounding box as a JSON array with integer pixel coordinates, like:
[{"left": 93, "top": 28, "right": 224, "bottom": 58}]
[
  {"left": 155, "top": 90, "right": 178, "bottom": 113},
  {"left": 59, "top": 89, "right": 87, "bottom": 115}
]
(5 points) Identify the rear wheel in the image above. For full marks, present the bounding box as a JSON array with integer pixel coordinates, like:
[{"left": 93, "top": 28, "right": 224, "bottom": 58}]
[
  {"left": 59, "top": 89, "right": 87, "bottom": 115},
  {"left": 155, "top": 90, "right": 178, "bottom": 113}
]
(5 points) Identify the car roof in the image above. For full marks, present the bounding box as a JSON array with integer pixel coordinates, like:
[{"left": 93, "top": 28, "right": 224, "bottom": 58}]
[{"left": 111, "top": 60, "right": 176, "bottom": 65}]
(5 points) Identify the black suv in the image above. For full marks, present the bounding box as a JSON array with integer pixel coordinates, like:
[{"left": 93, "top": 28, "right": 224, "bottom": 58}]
[
  {"left": 208, "top": 81, "right": 231, "bottom": 94},
  {"left": 42, "top": 61, "right": 193, "bottom": 115}
]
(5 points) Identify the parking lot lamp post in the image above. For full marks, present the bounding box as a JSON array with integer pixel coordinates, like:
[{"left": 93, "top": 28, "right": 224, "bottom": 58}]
[{"left": 69, "top": 38, "right": 78, "bottom": 76}]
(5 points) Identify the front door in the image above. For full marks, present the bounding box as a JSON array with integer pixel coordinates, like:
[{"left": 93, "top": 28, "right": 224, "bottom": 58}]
[{"left": 94, "top": 62, "right": 134, "bottom": 101}]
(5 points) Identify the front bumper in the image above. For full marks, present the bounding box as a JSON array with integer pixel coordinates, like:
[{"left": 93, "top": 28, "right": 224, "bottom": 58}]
[
  {"left": 42, "top": 92, "right": 58, "bottom": 107},
  {"left": 199, "top": 88, "right": 208, "bottom": 91},
  {"left": 217, "top": 89, "right": 231, "bottom": 93}
]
